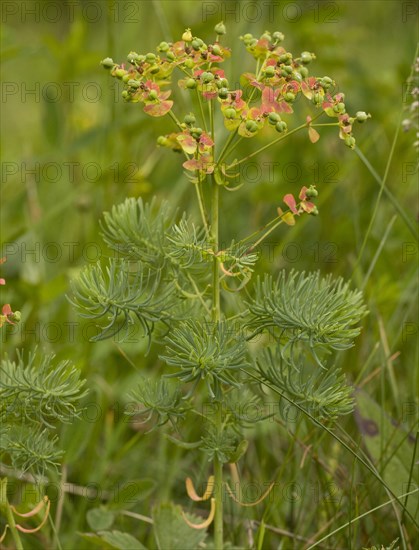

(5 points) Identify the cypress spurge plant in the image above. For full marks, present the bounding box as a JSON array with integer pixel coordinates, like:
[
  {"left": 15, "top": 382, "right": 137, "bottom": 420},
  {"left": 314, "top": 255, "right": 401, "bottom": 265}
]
[{"left": 71, "top": 24, "right": 370, "bottom": 548}]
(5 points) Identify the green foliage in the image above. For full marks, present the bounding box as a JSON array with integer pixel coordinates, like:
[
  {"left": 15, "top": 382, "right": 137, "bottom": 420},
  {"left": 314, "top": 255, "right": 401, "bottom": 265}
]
[
  {"left": 0, "top": 350, "right": 87, "bottom": 426},
  {"left": 69, "top": 259, "right": 175, "bottom": 342},
  {"left": 256, "top": 346, "right": 354, "bottom": 420},
  {"left": 246, "top": 270, "right": 368, "bottom": 361},
  {"left": 100, "top": 197, "right": 176, "bottom": 269},
  {"left": 2, "top": 4, "right": 417, "bottom": 548},
  {"left": 0, "top": 351, "right": 87, "bottom": 475},
  {"left": 80, "top": 530, "right": 147, "bottom": 550},
  {"left": 127, "top": 377, "right": 190, "bottom": 429},
  {"left": 152, "top": 502, "right": 207, "bottom": 550},
  {"left": 160, "top": 320, "right": 249, "bottom": 398}
]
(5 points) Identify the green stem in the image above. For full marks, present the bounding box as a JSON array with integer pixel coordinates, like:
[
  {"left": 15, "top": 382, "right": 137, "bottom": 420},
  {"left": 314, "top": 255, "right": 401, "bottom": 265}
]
[
  {"left": 195, "top": 177, "right": 210, "bottom": 236},
  {"left": 211, "top": 178, "right": 220, "bottom": 323},
  {"left": 5, "top": 498, "right": 24, "bottom": 550},
  {"left": 210, "top": 154, "right": 222, "bottom": 547},
  {"left": 227, "top": 115, "right": 322, "bottom": 170},
  {"left": 355, "top": 148, "right": 417, "bottom": 241}
]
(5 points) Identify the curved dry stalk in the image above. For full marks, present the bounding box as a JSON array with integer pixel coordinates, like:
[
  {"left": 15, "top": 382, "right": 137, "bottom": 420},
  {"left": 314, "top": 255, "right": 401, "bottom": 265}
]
[
  {"left": 186, "top": 475, "right": 214, "bottom": 501},
  {"left": 14, "top": 497, "right": 50, "bottom": 534},
  {"left": 225, "top": 481, "right": 275, "bottom": 507},
  {"left": 0, "top": 525, "right": 9, "bottom": 543},
  {"left": 181, "top": 497, "right": 216, "bottom": 529}
]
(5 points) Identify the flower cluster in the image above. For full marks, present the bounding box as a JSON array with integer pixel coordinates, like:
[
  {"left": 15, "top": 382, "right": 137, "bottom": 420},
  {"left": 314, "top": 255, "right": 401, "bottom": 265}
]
[
  {"left": 101, "top": 26, "right": 369, "bottom": 154},
  {"left": 278, "top": 185, "right": 319, "bottom": 226},
  {"left": 402, "top": 56, "right": 419, "bottom": 151},
  {"left": 0, "top": 257, "right": 20, "bottom": 329}
]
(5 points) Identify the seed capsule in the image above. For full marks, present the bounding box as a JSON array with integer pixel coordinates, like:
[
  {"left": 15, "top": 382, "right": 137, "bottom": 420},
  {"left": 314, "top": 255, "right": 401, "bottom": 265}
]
[
  {"left": 268, "top": 112, "right": 281, "bottom": 124},
  {"left": 184, "top": 113, "right": 196, "bottom": 125},
  {"left": 275, "top": 121, "right": 288, "bottom": 133},
  {"left": 101, "top": 57, "right": 114, "bottom": 69},
  {"left": 158, "top": 41, "right": 169, "bottom": 52},
  {"left": 284, "top": 91, "right": 296, "bottom": 102},
  {"left": 225, "top": 108, "right": 236, "bottom": 119},
  {"left": 127, "top": 79, "right": 140, "bottom": 90},
  {"left": 186, "top": 78, "right": 197, "bottom": 89},
  {"left": 355, "top": 111, "right": 370, "bottom": 123},
  {"left": 201, "top": 72, "right": 214, "bottom": 83},
  {"left": 245, "top": 120, "right": 258, "bottom": 132},
  {"left": 214, "top": 22, "right": 226, "bottom": 35},
  {"left": 301, "top": 51, "right": 313, "bottom": 64}
]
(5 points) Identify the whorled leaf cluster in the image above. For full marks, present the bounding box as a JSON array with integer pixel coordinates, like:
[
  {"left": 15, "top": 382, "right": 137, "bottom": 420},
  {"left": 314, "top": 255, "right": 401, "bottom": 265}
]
[
  {"left": 0, "top": 351, "right": 87, "bottom": 475},
  {"left": 70, "top": 198, "right": 258, "bottom": 344},
  {"left": 160, "top": 320, "right": 250, "bottom": 399},
  {"left": 245, "top": 269, "right": 367, "bottom": 418}
]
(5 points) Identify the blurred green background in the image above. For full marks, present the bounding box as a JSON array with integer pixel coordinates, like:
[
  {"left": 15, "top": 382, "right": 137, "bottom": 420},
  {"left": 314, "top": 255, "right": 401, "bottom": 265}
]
[{"left": 1, "top": 0, "right": 418, "bottom": 548}]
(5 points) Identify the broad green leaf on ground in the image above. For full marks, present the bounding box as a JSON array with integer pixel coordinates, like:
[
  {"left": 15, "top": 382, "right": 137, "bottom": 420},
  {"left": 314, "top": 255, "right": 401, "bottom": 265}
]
[
  {"left": 86, "top": 507, "right": 115, "bottom": 530},
  {"left": 152, "top": 502, "right": 207, "bottom": 550},
  {"left": 355, "top": 390, "right": 418, "bottom": 518},
  {"left": 108, "top": 478, "right": 156, "bottom": 509},
  {"left": 79, "top": 530, "right": 147, "bottom": 549}
]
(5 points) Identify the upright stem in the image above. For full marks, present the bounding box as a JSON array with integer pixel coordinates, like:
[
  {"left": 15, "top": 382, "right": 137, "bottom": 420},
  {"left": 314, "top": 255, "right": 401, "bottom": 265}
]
[
  {"left": 210, "top": 170, "right": 223, "bottom": 548},
  {"left": 211, "top": 178, "right": 220, "bottom": 323},
  {"left": 5, "top": 498, "right": 24, "bottom": 550}
]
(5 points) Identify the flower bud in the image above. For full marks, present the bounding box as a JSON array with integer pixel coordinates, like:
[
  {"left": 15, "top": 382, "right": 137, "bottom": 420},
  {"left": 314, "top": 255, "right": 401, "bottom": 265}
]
[
  {"left": 166, "top": 51, "right": 175, "bottom": 61},
  {"left": 310, "top": 206, "right": 319, "bottom": 216},
  {"left": 182, "top": 29, "right": 193, "bottom": 42},
  {"left": 184, "top": 58, "right": 194, "bottom": 69},
  {"left": 225, "top": 108, "right": 236, "bottom": 119},
  {"left": 191, "top": 39, "right": 201, "bottom": 51},
  {"left": 150, "top": 64, "right": 160, "bottom": 74},
  {"left": 121, "top": 90, "right": 129, "bottom": 99},
  {"left": 218, "top": 87, "right": 229, "bottom": 99},
  {"left": 214, "top": 21, "right": 226, "bottom": 35},
  {"left": 101, "top": 57, "right": 114, "bottom": 69},
  {"left": 122, "top": 74, "right": 130, "bottom": 83},
  {"left": 148, "top": 89, "right": 158, "bottom": 100},
  {"left": 275, "top": 121, "right": 288, "bottom": 133},
  {"left": 186, "top": 78, "right": 197, "bottom": 89},
  {"left": 355, "top": 111, "right": 371, "bottom": 123},
  {"left": 298, "top": 66, "right": 309, "bottom": 78}
]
